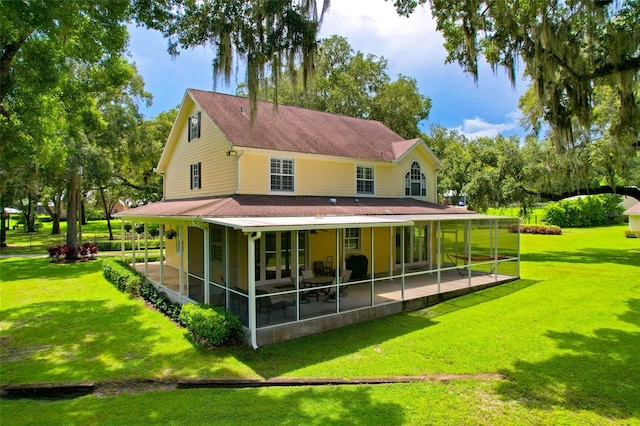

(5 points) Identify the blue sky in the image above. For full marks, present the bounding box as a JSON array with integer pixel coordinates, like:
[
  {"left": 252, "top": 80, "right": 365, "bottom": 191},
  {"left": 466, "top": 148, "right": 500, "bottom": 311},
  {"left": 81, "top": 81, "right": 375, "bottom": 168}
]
[{"left": 127, "top": 0, "right": 529, "bottom": 139}]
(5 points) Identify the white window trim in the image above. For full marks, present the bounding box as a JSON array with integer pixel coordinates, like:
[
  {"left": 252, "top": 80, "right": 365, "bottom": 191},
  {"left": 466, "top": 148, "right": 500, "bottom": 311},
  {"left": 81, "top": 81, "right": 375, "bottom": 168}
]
[
  {"left": 269, "top": 157, "right": 296, "bottom": 194},
  {"left": 404, "top": 160, "right": 427, "bottom": 197},
  {"left": 344, "top": 228, "right": 361, "bottom": 252},
  {"left": 356, "top": 164, "right": 375, "bottom": 195},
  {"left": 188, "top": 112, "right": 201, "bottom": 142},
  {"left": 190, "top": 162, "right": 201, "bottom": 190}
]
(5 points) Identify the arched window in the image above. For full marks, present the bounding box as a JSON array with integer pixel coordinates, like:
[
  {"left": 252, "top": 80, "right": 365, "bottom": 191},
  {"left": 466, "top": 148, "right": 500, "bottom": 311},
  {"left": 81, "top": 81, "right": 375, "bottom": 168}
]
[{"left": 405, "top": 161, "right": 426, "bottom": 197}]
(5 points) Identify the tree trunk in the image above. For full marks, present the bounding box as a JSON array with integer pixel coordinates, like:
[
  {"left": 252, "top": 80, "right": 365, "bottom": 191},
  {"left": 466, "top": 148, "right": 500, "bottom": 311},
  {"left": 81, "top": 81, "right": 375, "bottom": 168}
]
[
  {"left": 99, "top": 188, "right": 114, "bottom": 240},
  {"left": 0, "top": 195, "right": 6, "bottom": 248},
  {"left": 66, "top": 172, "right": 79, "bottom": 256},
  {"left": 44, "top": 200, "right": 62, "bottom": 235}
]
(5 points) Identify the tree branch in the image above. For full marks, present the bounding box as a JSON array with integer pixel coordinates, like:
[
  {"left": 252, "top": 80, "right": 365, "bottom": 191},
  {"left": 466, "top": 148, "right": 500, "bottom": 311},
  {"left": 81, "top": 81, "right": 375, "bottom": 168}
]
[{"left": 526, "top": 185, "right": 640, "bottom": 202}]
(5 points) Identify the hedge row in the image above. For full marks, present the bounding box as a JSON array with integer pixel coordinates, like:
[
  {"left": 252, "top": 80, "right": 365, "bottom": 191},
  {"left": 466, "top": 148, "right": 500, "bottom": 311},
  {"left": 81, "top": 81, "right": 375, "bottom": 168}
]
[
  {"left": 94, "top": 239, "right": 161, "bottom": 252},
  {"left": 101, "top": 259, "right": 241, "bottom": 346},
  {"left": 543, "top": 195, "right": 625, "bottom": 228},
  {"left": 508, "top": 225, "right": 562, "bottom": 235}
]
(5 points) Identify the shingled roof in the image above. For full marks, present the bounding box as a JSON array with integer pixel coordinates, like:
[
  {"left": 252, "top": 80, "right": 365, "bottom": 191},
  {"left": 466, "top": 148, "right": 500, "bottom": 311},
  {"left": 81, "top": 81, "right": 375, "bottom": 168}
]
[
  {"left": 189, "top": 89, "right": 422, "bottom": 162},
  {"left": 118, "top": 195, "right": 475, "bottom": 219}
]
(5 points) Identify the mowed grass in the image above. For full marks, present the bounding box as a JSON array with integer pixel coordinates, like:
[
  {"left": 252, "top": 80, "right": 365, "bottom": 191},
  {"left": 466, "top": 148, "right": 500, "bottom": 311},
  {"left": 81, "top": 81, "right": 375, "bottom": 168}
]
[
  {"left": 1, "top": 225, "right": 639, "bottom": 425},
  {"left": 0, "top": 219, "right": 125, "bottom": 255}
]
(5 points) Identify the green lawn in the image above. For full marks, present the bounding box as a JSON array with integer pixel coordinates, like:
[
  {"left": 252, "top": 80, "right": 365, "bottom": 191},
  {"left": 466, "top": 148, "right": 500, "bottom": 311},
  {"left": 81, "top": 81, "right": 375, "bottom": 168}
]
[
  {"left": 486, "top": 206, "right": 547, "bottom": 224},
  {"left": 0, "top": 219, "right": 128, "bottom": 255},
  {"left": 1, "top": 225, "right": 639, "bottom": 425}
]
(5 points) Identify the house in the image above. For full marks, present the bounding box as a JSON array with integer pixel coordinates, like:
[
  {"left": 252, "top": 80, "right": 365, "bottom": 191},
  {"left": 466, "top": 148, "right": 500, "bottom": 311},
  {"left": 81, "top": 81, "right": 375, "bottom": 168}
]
[
  {"left": 116, "top": 89, "right": 520, "bottom": 347},
  {"left": 624, "top": 202, "right": 640, "bottom": 232}
]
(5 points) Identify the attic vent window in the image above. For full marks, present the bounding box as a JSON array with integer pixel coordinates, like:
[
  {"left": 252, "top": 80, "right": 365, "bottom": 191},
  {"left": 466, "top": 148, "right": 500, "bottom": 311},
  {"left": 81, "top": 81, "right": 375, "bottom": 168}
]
[{"left": 188, "top": 112, "right": 201, "bottom": 142}]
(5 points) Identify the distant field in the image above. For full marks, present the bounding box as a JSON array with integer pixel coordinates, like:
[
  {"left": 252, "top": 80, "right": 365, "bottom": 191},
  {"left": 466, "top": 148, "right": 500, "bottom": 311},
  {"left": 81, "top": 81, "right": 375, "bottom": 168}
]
[
  {"left": 1, "top": 219, "right": 129, "bottom": 255},
  {"left": 486, "top": 206, "right": 547, "bottom": 224}
]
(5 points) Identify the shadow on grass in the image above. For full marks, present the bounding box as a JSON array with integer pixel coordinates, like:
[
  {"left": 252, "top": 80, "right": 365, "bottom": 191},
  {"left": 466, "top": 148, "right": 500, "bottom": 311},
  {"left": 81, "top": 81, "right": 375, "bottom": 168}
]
[
  {"left": 0, "top": 299, "right": 243, "bottom": 385},
  {"left": 0, "top": 258, "right": 103, "bottom": 281},
  {"left": 414, "top": 279, "right": 540, "bottom": 318},
  {"left": 233, "top": 279, "right": 540, "bottom": 379},
  {"left": 496, "top": 298, "right": 640, "bottom": 420},
  {"left": 520, "top": 247, "right": 639, "bottom": 267},
  {"left": 1, "top": 386, "right": 406, "bottom": 425}
]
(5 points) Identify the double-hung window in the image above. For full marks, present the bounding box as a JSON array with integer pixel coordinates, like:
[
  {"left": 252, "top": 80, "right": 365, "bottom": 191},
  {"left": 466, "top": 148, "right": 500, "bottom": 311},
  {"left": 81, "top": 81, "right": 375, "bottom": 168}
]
[
  {"left": 188, "top": 112, "right": 201, "bottom": 141},
  {"left": 190, "top": 162, "right": 201, "bottom": 190},
  {"left": 356, "top": 165, "right": 374, "bottom": 195},
  {"left": 270, "top": 158, "right": 294, "bottom": 192},
  {"left": 344, "top": 228, "right": 361, "bottom": 252}
]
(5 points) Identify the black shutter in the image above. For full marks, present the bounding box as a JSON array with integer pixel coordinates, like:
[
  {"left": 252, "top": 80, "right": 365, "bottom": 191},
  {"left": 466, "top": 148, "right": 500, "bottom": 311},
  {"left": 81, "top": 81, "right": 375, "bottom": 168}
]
[
  {"left": 188, "top": 116, "right": 192, "bottom": 142},
  {"left": 197, "top": 162, "right": 202, "bottom": 189},
  {"left": 189, "top": 164, "right": 194, "bottom": 189},
  {"left": 196, "top": 112, "right": 201, "bottom": 138}
]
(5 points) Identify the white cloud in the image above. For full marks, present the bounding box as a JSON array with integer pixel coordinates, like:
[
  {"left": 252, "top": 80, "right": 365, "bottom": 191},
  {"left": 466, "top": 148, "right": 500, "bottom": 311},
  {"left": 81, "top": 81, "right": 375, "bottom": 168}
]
[
  {"left": 318, "top": 0, "right": 445, "bottom": 76},
  {"left": 453, "top": 113, "right": 520, "bottom": 139}
]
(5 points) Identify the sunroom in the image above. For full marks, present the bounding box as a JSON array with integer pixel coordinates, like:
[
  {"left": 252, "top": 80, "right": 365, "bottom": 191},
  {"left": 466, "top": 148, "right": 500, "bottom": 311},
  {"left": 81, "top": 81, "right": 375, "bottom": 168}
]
[{"left": 118, "top": 209, "right": 519, "bottom": 347}]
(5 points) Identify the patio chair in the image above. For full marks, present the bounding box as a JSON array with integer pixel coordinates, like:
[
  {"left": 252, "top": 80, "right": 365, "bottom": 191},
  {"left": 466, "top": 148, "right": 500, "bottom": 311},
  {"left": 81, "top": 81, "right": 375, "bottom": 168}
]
[
  {"left": 300, "top": 268, "right": 321, "bottom": 301},
  {"left": 338, "top": 269, "right": 352, "bottom": 296},
  {"left": 256, "top": 289, "right": 294, "bottom": 323}
]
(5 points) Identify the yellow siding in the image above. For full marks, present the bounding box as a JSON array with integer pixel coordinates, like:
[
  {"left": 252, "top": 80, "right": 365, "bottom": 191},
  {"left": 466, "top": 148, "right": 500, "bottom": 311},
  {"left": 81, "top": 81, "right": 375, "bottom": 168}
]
[
  {"left": 238, "top": 151, "right": 269, "bottom": 194},
  {"left": 236, "top": 145, "right": 438, "bottom": 200},
  {"left": 630, "top": 215, "right": 640, "bottom": 232},
  {"left": 385, "top": 147, "right": 439, "bottom": 203},
  {"left": 164, "top": 98, "right": 237, "bottom": 199}
]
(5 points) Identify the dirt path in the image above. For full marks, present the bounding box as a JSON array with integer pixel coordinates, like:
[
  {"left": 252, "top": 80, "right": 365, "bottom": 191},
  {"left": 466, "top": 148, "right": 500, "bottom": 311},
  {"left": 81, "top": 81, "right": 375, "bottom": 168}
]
[{"left": 2, "top": 374, "right": 507, "bottom": 399}]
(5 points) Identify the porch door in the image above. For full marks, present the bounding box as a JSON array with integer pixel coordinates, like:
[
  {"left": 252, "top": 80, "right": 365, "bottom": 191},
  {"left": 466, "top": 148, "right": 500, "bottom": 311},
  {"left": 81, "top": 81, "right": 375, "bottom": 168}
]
[
  {"left": 255, "top": 231, "right": 307, "bottom": 283},
  {"left": 396, "top": 225, "right": 430, "bottom": 267}
]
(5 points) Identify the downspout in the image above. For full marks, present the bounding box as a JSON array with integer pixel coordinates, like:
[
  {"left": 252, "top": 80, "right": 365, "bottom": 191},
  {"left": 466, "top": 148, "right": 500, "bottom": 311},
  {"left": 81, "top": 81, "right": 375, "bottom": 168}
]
[{"left": 246, "top": 231, "right": 262, "bottom": 349}]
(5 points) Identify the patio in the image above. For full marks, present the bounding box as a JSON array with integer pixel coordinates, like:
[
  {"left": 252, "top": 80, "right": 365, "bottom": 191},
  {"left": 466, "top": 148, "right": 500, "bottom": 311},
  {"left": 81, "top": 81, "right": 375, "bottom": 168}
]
[{"left": 134, "top": 261, "right": 517, "bottom": 331}]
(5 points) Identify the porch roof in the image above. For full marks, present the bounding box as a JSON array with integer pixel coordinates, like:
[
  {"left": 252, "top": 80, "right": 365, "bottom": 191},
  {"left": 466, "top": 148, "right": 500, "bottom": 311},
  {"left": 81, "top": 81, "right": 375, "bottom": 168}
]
[
  {"left": 116, "top": 194, "right": 477, "bottom": 221},
  {"left": 201, "top": 215, "right": 414, "bottom": 232}
]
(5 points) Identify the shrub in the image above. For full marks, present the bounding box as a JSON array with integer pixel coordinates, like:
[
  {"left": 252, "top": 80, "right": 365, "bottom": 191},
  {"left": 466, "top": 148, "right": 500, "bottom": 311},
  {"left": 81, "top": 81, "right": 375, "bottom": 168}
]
[
  {"left": 543, "top": 195, "right": 625, "bottom": 227},
  {"left": 625, "top": 230, "right": 640, "bottom": 238},
  {"left": 102, "top": 259, "right": 182, "bottom": 323},
  {"left": 180, "top": 303, "right": 243, "bottom": 347},
  {"left": 93, "top": 239, "right": 161, "bottom": 252},
  {"left": 124, "top": 223, "right": 132, "bottom": 232},
  {"left": 47, "top": 243, "right": 98, "bottom": 262},
  {"left": 102, "top": 258, "right": 144, "bottom": 296},
  {"left": 507, "top": 224, "right": 562, "bottom": 235}
]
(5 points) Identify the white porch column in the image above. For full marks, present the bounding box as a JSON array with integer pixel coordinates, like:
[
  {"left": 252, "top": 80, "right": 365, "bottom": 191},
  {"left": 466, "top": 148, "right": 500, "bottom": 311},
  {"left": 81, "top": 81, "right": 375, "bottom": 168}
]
[
  {"left": 389, "top": 226, "right": 394, "bottom": 280},
  {"left": 246, "top": 231, "right": 262, "bottom": 349},
  {"left": 143, "top": 222, "right": 149, "bottom": 276},
  {"left": 159, "top": 224, "right": 164, "bottom": 285},
  {"left": 120, "top": 221, "right": 125, "bottom": 263},
  {"left": 179, "top": 225, "right": 185, "bottom": 295},
  {"left": 131, "top": 223, "right": 136, "bottom": 268},
  {"left": 466, "top": 220, "right": 472, "bottom": 287},
  {"left": 436, "top": 221, "right": 441, "bottom": 293},
  {"left": 204, "top": 224, "right": 210, "bottom": 304},
  {"left": 293, "top": 230, "right": 300, "bottom": 321},
  {"left": 335, "top": 227, "right": 340, "bottom": 313},
  {"left": 224, "top": 227, "right": 230, "bottom": 310},
  {"left": 400, "top": 225, "right": 405, "bottom": 301},
  {"left": 370, "top": 226, "right": 374, "bottom": 305}
]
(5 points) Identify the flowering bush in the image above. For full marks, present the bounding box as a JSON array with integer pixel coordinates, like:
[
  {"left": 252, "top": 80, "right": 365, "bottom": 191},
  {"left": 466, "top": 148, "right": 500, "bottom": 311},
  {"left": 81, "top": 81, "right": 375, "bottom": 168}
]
[
  {"left": 47, "top": 243, "right": 99, "bottom": 262},
  {"left": 507, "top": 225, "right": 562, "bottom": 235}
]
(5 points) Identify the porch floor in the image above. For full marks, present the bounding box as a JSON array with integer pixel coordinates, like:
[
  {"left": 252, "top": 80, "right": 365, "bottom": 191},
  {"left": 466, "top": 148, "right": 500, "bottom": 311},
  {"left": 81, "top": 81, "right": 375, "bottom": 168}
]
[{"left": 134, "top": 261, "right": 516, "bottom": 327}]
